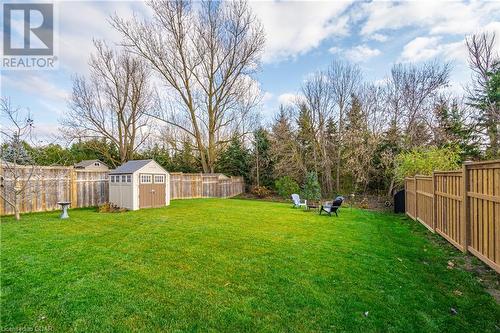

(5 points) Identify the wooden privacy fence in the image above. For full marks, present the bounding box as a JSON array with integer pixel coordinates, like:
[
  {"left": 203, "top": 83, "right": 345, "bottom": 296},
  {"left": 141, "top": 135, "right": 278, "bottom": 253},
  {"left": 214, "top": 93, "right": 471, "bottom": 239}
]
[
  {"left": 405, "top": 160, "right": 500, "bottom": 273},
  {"left": 0, "top": 165, "right": 109, "bottom": 215},
  {"left": 0, "top": 166, "right": 245, "bottom": 215},
  {"left": 169, "top": 173, "right": 245, "bottom": 199}
]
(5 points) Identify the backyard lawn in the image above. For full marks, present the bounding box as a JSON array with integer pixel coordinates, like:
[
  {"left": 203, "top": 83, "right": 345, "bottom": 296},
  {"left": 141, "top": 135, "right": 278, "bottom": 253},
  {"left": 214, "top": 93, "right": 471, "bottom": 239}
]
[{"left": 1, "top": 199, "right": 499, "bottom": 332}]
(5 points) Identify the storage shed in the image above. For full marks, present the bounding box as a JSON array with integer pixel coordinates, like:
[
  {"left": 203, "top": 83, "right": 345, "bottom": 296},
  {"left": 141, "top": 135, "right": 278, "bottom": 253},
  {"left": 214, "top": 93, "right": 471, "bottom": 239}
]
[{"left": 109, "top": 159, "right": 170, "bottom": 210}]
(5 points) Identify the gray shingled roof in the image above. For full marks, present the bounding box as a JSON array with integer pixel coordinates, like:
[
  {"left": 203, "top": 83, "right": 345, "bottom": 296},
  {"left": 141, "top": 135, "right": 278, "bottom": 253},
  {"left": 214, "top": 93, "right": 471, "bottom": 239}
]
[
  {"left": 74, "top": 159, "right": 106, "bottom": 168},
  {"left": 109, "top": 159, "right": 154, "bottom": 174}
]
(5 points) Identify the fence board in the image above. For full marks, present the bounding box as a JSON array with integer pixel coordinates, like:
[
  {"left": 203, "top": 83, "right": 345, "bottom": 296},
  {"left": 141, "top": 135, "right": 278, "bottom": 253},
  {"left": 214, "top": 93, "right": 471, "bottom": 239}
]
[
  {"left": 466, "top": 161, "right": 499, "bottom": 272},
  {"left": 415, "top": 175, "right": 434, "bottom": 231},
  {"left": 405, "top": 178, "right": 416, "bottom": 219},
  {"left": 434, "top": 171, "right": 464, "bottom": 251}
]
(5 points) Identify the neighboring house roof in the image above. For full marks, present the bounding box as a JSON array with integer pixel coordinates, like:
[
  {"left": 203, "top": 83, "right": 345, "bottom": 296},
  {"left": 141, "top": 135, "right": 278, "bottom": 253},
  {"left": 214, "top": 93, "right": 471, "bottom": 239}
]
[
  {"left": 74, "top": 159, "right": 108, "bottom": 168},
  {"left": 204, "top": 173, "right": 229, "bottom": 179},
  {"left": 109, "top": 159, "right": 167, "bottom": 174}
]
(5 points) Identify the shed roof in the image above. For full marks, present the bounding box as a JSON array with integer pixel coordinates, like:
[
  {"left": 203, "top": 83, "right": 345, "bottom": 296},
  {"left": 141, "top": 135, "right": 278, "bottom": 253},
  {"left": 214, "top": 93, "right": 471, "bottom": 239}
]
[
  {"left": 75, "top": 159, "right": 107, "bottom": 168},
  {"left": 109, "top": 159, "right": 165, "bottom": 174}
]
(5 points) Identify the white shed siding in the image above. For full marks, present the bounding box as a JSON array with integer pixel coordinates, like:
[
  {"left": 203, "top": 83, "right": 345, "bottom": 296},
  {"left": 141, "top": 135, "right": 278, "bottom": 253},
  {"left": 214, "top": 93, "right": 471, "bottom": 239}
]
[
  {"left": 132, "top": 172, "right": 139, "bottom": 210},
  {"left": 109, "top": 160, "right": 170, "bottom": 211},
  {"left": 109, "top": 177, "right": 134, "bottom": 210}
]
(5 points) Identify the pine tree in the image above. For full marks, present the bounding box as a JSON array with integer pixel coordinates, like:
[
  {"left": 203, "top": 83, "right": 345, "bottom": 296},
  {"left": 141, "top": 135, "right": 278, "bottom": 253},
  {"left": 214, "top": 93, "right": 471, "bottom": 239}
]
[
  {"left": 270, "top": 106, "right": 302, "bottom": 182},
  {"left": 296, "top": 103, "right": 317, "bottom": 174},
  {"left": 251, "top": 128, "right": 274, "bottom": 187},
  {"left": 216, "top": 136, "right": 251, "bottom": 182},
  {"left": 343, "top": 95, "right": 376, "bottom": 192},
  {"left": 139, "top": 144, "right": 172, "bottom": 171},
  {"left": 301, "top": 171, "right": 321, "bottom": 202},
  {"left": 1, "top": 134, "right": 32, "bottom": 165},
  {"left": 433, "top": 99, "right": 481, "bottom": 160},
  {"left": 171, "top": 139, "right": 200, "bottom": 173}
]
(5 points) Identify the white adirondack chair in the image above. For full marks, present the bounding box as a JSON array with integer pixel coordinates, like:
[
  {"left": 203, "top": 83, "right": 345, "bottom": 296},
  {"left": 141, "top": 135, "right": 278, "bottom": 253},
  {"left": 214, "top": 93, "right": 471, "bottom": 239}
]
[{"left": 291, "top": 193, "right": 307, "bottom": 208}]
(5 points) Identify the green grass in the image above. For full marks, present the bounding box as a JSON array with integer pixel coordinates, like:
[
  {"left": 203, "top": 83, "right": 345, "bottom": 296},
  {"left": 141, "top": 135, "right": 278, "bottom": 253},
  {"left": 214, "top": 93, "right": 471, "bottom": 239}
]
[{"left": 1, "top": 199, "right": 498, "bottom": 332}]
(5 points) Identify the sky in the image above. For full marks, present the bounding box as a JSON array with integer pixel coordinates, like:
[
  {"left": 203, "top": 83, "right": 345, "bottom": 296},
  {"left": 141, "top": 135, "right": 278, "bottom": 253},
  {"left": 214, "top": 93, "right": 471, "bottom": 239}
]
[{"left": 1, "top": 0, "right": 500, "bottom": 142}]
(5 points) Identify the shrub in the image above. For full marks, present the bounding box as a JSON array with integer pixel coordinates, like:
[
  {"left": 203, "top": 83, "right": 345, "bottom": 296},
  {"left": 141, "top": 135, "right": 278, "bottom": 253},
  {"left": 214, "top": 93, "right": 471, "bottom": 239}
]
[
  {"left": 251, "top": 186, "right": 272, "bottom": 198},
  {"left": 275, "top": 176, "right": 300, "bottom": 199},
  {"left": 394, "top": 146, "right": 461, "bottom": 185},
  {"left": 301, "top": 171, "right": 321, "bottom": 202},
  {"left": 97, "top": 202, "right": 127, "bottom": 213}
]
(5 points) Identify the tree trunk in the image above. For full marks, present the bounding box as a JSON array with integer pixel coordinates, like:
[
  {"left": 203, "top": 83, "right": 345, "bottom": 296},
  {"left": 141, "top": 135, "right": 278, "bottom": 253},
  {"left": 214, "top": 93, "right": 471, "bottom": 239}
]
[
  {"left": 387, "top": 177, "right": 395, "bottom": 198},
  {"left": 14, "top": 195, "right": 20, "bottom": 221}
]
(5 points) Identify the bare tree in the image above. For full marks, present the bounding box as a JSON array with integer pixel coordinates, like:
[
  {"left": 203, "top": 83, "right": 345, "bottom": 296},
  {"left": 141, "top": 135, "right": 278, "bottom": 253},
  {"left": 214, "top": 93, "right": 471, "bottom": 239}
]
[
  {"left": 466, "top": 32, "right": 500, "bottom": 156},
  {"left": 359, "top": 83, "right": 386, "bottom": 136},
  {"left": 387, "top": 61, "right": 451, "bottom": 147},
  {"left": 111, "top": 0, "right": 265, "bottom": 172},
  {"left": 300, "top": 71, "right": 335, "bottom": 194},
  {"left": 382, "top": 61, "right": 451, "bottom": 196},
  {"left": 62, "top": 40, "right": 155, "bottom": 167},
  {"left": 327, "top": 60, "right": 362, "bottom": 192},
  {"left": 0, "top": 98, "right": 35, "bottom": 220}
]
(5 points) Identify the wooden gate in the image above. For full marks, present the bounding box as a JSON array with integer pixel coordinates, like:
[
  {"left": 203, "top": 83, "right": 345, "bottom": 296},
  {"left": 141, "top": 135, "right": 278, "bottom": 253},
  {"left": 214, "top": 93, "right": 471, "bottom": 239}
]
[{"left": 139, "top": 174, "right": 166, "bottom": 208}]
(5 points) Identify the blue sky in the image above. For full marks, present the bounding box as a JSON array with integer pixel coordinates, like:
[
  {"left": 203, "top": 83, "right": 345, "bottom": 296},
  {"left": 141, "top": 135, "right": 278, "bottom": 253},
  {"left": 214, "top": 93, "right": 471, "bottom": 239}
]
[{"left": 1, "top": 0, "right": 500, "bottom": 141}]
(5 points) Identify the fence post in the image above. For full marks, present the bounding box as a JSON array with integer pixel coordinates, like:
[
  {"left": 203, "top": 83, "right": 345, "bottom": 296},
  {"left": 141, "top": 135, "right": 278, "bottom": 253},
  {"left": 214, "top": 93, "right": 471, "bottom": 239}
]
[
  {"left": 432, "top": 172, "right": 436, "bottom": 230},
  {"left": 414, "top": 176, "right": 418, "bottom": 221},
  {"left": 70, "top": 168, "right": 77, "bottom": 207},
  {"left": 461, "top": 163, "right": 469, "bottom": 253}
]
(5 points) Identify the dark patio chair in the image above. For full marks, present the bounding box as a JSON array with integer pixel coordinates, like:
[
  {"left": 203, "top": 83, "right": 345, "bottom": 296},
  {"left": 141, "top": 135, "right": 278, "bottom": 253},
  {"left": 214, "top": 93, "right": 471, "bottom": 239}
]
[{"left": 319, "top": 196, "right": 344, "bottom": 217}]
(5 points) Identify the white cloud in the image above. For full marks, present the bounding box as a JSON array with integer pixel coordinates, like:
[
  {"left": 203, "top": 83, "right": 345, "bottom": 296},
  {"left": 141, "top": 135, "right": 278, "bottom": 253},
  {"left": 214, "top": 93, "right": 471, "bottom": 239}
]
[
  {"left": 2, "top": 72, "right": 69, "bottom": 102},
  {"left": 360, "top": 1, "right": 500, "bottom": 37},
  {"left": 329, "top": 44, "right": 381, "bottom": 63},
  {"left": 249, "top": 1, "right": 353, "bottom": 63},
  {"left": 57, "top": 1, "right": 151, "bottom": 72},
  {"left": 278, "top": 93, "right": 300, "bottom": 106},
  {"left": 399, "top": 36, "right": 465, "bottom": 63},
  {"left": 328, "top": 46, "right": 342, "bottom": 55},
  {"left": 369, "top": 33, "right": 388, "bottom": 42},
  {"left": 262, "top": 91, "right": 273, "bottom": 103},
  {"left": 345, "top": 45, "right": 381, "bottom": 62},
  {"left": 479, "top": 21, "right": 500, "bottom": 50}
]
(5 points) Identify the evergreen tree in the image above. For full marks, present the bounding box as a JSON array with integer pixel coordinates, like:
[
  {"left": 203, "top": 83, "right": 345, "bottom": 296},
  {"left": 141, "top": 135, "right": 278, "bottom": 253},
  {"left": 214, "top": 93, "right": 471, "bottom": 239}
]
[
  {"left": 296, "top": 103, "right": 316, "bottom": 174},
  {"left": 270, "top": 106, "right": 302, "bottom": 182},
  {"left": 1, "top": 134, "right": 32, "bottom": 165},
  {"left": 251, "top": 128, "right": 274, "bottom": 187},
  {"left": 216, "top": 136, "right": 251, "bottom": 182},
  {"left": 301, "top": 171, "right": 321, "bottom": 202},
  {"left": 138, "top": 144, "right": 172, "bottom": 170},
  {"left": 344, "top": 95, "right": 370, "bottom": 192},
  {"left": 69, "top": 139, "right": 120, "bottom": 167},
  {"left": 171, "top": 139, "right": 201, "bottom": 173},
  {"left": 433, "top": 98, "right": 481, "bottom": 160}
]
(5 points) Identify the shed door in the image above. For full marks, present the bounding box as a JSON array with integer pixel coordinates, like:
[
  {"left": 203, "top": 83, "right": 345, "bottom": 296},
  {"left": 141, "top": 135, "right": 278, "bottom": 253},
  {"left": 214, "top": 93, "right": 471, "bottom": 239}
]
[{"left": 139, "top": 174, "right": 166, "bottom": 208}]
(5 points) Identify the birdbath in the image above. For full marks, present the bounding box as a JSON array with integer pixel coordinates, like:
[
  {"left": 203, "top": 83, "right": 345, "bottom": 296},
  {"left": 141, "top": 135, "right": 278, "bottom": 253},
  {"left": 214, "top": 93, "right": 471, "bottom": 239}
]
[{"left": 57, "top": 201, "right": 71, "bottom": 219}]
